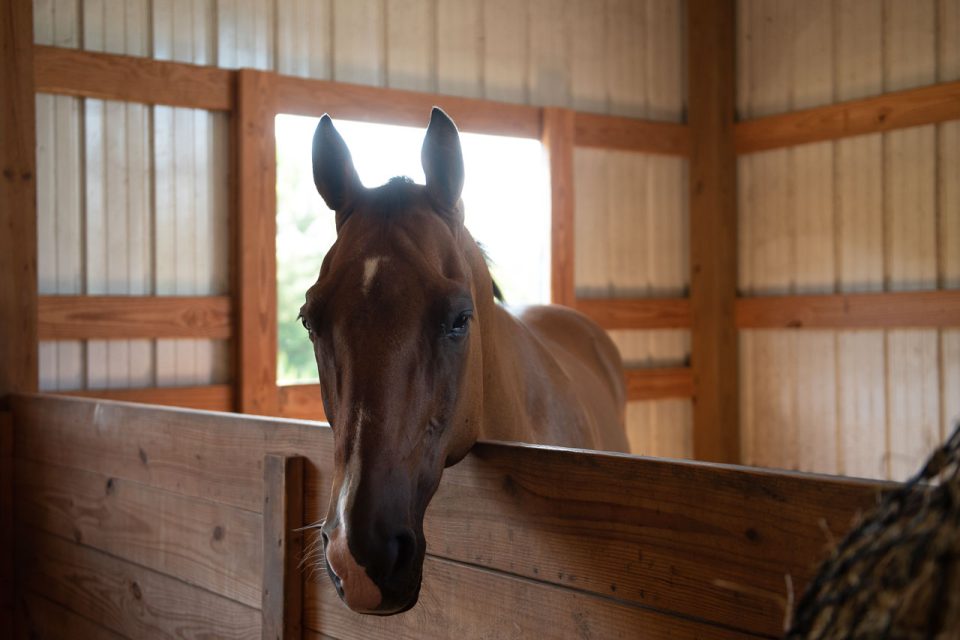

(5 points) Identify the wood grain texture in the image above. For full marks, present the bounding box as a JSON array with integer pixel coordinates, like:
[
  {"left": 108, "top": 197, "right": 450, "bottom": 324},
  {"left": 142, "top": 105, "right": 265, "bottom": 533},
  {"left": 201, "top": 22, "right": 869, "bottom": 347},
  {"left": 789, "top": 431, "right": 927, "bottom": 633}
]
[
  {"left": 19, "top": 528, "right": 260, "bottom": 639},
  {"left": 16, "top": 459, "right": 263, "bottom": 608},
  {"left": 543, "top": 107, "right": 576, "bottom": 306},
  {"left": 262, "top": 455, "right": 305, "bottom": 640},
  {"left": 237, "top": 69, "right": 279, "bottom": 415},
  {"left": 572, "top": 297, "right": 691, "bottom": 329},
  {"left": 34, "top": 44, "right": 233, "bottom": 110},
  {"left": 574, "top": 112, "right": 690, "bottom": 155},
  {"left": 38, "top": 295, "right": 233, "bottom": 339},
  {"left": 625, "top": 367, "right": 694, "bottom": 400},
  {"left": 60, "top": 384, "right": 234, "bottom": 412},
  {"left": 735, "top": 80, "right": 960, "bottom": 154},
  {"left": 278, "top": 384, "right": 327, "bottom": 421},
  {"left": 688, "top": 0, "right": 739, "bottom": 463},
  {"left": 0, "top": 0, "right": 38, "bottom": 398},
  {"left": 18, "top": 591, "right": 125, "bottom": 640},
  {"left": 1, "top": 413, "right": 11, "bottom": 617},
  {"left": 736, "top": 290, "right": 960, "bottom": 328}
]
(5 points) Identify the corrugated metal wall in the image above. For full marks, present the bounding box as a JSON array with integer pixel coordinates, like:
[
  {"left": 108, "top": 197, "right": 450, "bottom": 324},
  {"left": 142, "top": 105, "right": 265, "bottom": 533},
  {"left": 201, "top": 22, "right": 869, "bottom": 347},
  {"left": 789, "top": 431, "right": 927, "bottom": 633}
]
[
  {"left": 33, "top": 0, "right": 691, "bottom": 456},
  {"left": 737, "top": 0, "right": 960, "bottom": 480}
]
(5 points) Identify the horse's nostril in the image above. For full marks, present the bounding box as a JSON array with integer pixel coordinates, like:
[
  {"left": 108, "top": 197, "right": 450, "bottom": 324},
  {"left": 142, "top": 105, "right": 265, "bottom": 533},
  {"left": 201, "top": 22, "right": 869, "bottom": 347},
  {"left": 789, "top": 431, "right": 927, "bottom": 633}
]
[
  {"left": 321, "top": 529, "right": 329, "bottom": 548},
  {"left": 390, "top": 530, "right": 417, "bottom": 577}
]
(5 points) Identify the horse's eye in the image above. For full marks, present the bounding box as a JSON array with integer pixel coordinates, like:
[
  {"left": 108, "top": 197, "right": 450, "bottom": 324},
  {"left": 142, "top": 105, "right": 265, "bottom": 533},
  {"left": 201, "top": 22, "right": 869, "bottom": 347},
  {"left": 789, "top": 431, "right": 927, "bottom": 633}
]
[
  {"left": 299, "top": 313, "right": 314, "bottom": 336},
  {"left": 447, "top": 311, "right": 472, "bottom": 339}
]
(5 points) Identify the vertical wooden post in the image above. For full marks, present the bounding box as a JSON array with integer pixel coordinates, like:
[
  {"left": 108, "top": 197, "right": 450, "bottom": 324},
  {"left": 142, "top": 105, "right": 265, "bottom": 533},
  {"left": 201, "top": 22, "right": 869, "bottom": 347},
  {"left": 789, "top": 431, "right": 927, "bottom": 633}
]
[
  {"left": 262, "top": 454, "right": 305, "bottom": 640},
  {"left": 236, "top": 69, "right": 279, "bottom": 415},
  {"left": 688, "top": 0, "right": 740, "bottom": 463},
  {"left": 1, "top": 0, "right": 36, "bottom": 629},
  {"left": 543, "top": 107, "right": 576, "bottom": 307}
]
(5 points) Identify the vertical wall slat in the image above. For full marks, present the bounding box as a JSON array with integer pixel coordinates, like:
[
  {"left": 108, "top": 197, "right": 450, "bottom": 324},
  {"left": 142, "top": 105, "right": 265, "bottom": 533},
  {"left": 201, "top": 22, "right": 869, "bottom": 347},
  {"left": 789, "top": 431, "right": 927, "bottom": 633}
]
[
  {"left": 483, "top": 0, "right": 527, "bottom": 104},
  {"left": 386, "top": 0, "right": 433, "bottom": 93},
  {"left": 333, "top": 0, "right": 384, "bottom": 87},
  {"left": 436, "top": 0, "right": 481, "bottom": 97}
]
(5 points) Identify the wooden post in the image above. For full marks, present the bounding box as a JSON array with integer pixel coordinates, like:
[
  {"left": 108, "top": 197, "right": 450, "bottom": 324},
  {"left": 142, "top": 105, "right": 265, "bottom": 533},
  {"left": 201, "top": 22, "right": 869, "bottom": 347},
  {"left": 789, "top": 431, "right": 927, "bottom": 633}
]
[
  {"left": 236, "top": 69, "right": 280, "bottom": 415},
  {"left": 262, "top": 454, "right": 305, "bottom": 640},
  {"left": 688, "top": 0, "right": 740, "bottom": 463},
  {"left": 543, "top": 107, "right": 576, "bottom": 307}
]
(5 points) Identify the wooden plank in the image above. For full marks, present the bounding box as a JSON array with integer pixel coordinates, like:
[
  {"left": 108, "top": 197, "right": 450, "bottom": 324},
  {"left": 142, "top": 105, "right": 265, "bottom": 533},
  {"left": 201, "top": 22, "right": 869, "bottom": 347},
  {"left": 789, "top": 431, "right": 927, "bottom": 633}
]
[
  {"left": 60, "top": 383, "right": 234, "bottom": 412},
  {"left": 262, "top": 455, "right": 305, "bottom": 640},
  {"left": 304, "top": 555, "right": 756, "bottom": 640},
  {"left": 736, "top": 290, "right": 960, "bottom": 328},
  {"left": 688, "top": 0, "right": 739, "bottom": 463},
  {"left": 543, "top": 107, "right": 576, "bottom": 307},
  {"left": 277, "top": 384, "right": 327, "bottom": 421},
  {"left": 625, "top": 367, "right": 694, "bottom": 401},
  {"left": 273, "top": 73, "right": 540, "bottom": 139},
  {"left": 0, "top": 0, "right": 38, "bottom": 398},
  {"left": 18, "top": 528, "right": 260, "bottom": 638},
  {"left": 572, "top": 297, "right": 691, "bottom": 329},
  {"left": 237, "top": 69, "right": 279, "bottom": 415},
  {"left": 735, "top": 80, "right": 960, "bottom": 154},
  {"left": 38, "top": 295, "right": 233, "bottom": 340},
  {"left": 16, "top": 459, "right": 263, "bottom": 608},
  {"left": 18, "top": 591, "right": 125, "bottom": 640},
  {"left": 574, "top": 112, "right": 690, "bottom": 155},
  {"left": 33, "top": 44, "right": 233, "bottom": 110},
  {"left": 1, "top": 413, "right": 11, "bottom": 617}
]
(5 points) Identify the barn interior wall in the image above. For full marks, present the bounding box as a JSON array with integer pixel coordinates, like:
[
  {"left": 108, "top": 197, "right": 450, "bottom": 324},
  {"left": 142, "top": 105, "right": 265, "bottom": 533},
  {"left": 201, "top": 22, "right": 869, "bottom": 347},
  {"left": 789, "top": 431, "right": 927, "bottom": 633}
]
[
  {"left": 32, "top": 0, "right": 691, "bottom": 458},
  {"left": 737, "top": 0, "right": 960, "bottom": 480}
]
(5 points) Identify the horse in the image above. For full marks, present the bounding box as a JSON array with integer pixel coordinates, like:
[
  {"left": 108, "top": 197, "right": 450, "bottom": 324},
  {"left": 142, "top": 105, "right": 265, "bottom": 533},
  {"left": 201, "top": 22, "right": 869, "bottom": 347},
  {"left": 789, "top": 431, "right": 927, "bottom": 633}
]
[{"left": 301, "top": 108, "right": 628, "bottom": 615}]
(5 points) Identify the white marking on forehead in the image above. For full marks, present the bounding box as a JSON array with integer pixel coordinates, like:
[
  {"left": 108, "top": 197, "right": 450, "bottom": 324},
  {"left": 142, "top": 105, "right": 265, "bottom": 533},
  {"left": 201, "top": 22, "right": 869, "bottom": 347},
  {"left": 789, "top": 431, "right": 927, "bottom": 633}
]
[
  {"left": 362, "top": 257, "right": 385, "bottom": 296},
  {"left": 337, "top": 408, "right": 366, "bottom": 535}
]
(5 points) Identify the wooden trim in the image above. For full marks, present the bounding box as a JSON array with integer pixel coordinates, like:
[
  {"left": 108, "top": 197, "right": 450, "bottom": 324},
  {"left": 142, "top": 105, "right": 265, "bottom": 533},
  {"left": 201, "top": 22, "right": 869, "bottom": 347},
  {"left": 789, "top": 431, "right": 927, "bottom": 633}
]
[
  {"left": 735, "top": 80, "right": 960, "bottom": 154},
  {"left": 626, "top": 368, "right": 694, "bottom": 401},
  {"left": 277, "top": 384, "right": 326, "bottom": 422},
  {"left": 38, "top": 295, "right": 233, "bottom": 340},
  {"left": 543, "top": 108, "right": 576, "bottom": 307},
  {"left": 59, "top": 384, "right": 233, "bottom": 412},
  {"left": 573, "top": 297, "right": 691, "bottom": 329},
  {"left": 272, "top": 73, "right": 541, "bottom": 138},
  {"left": 736, "top": 290, "right": 960, "bottom": 329},
  {"left": 262, "top": 454, "right": 305, "bottom": 640},
  {"left": 688, "top": 0, "right": 739, "bottom": 463},
  {"left": 574, "top": 113, "right": 690, "bottom": 155},
  {"left": 1, "top": 0, "right": 38, "bottom": 398},
  {"left": 33, "top": 45, "right": 233, "bottom": 111},
  {"left": 236, "top": 69, "right": 279, "bottom": 416}
]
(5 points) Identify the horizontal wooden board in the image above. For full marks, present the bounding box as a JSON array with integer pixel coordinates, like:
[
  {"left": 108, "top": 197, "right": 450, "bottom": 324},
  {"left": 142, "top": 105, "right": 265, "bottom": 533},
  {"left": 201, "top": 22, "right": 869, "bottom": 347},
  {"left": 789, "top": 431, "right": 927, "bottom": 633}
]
[
  {"left": 573, "top": 297, "right": 692, "bottom": 329},
  {"left": 735, "top": 80, "right": 960, "bottom": 153},
  {"left": 60, "top": 384, "right": 234, "bottom": 412},
  {"left": 574, "top": 112, "right": 691, "bottom": 155},
  {"left": 16, "top": 459, "right": 263, "bottom": 608},
  {"left": 38, "top": 295, "right": 233, "bottom": 339},
  {"left": 18, "top": 528, "right": 260, "bottom": 639},
  {"left": 33, "top": 45, "right": 233, "bottom": 111},
  {"left": 304, "top": 555, "right": 755, "bottom": 640},
  {"left": 18, "top": 591, "right": 125, "bottom": 640},
  {"left": 277, "top": 383, "right": 327, "bottom": 421},
  {"left": 13, "top": 394, "right": 887, "bottom": 637},
  {"left": 626, "top": 367, "right": 694, "bottom": 400},
  {"left": 736, "top": 290, "right": 960, "bottom": 328}
]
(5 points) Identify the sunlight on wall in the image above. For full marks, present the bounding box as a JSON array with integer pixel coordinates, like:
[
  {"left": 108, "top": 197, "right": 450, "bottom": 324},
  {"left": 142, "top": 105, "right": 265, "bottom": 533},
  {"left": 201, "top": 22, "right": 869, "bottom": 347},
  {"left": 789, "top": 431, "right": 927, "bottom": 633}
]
[{"left": 275, "top": 114, "right": 550, "bottom": 383}]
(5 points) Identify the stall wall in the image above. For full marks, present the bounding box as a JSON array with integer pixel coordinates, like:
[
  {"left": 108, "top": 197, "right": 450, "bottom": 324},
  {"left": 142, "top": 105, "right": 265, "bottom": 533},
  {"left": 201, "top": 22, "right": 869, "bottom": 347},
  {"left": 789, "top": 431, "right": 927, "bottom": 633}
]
[
  {"left": 32, "top": 0, "right": 691, "bottom": 457},
  {"left": 737, "top": 0, "right": 960, "bottom": 480}
]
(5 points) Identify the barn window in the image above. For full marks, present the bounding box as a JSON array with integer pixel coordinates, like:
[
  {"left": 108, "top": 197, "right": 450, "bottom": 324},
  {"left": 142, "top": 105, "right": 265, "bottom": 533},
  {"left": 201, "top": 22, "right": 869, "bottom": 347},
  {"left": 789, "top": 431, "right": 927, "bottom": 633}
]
[{"left": 275, "top": 115, "right": 550, "bottom": 384}]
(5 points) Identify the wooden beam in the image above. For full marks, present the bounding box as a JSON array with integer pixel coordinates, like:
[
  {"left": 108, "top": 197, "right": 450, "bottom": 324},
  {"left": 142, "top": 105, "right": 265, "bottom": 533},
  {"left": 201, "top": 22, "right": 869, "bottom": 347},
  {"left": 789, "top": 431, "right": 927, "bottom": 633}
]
[
  {"left": 33, "top": 45, "right": 233, "bottom": 111},
  {"left": 735, "top": 80, "right": 960, "bottom": 154},
  {"left": 625, "top": 368, "right": 694, "bottom": 401},
  {"left": 573, "top": 297, "right": 691, "bottom": 329},
  {"left": 1, "top": 0, "right": 38, "bottom": 400},
  {"left": 277, "top": 384, "right": 327, "bottom": 422},
  {"left": 262, "top": 455, "right": 305, "bottom": 640},
  {"left": 688, "top": 0, "right": 739, "bottom": 463},
  {"left": 38, "top": 295, "right": 233, "bottom": 340},
  {"left": 273, "top": 73, "right": 540, "bottom": 138},
  {"left": 574, "top": 113, "right": 690, "bottom": 155},
  {"left": 60, "top": 384, "right": 233, "bottom": 412},
  {"left": 543, "top": 108, "right": 576, "bottom": 307},
  {"left": 237, "top": 69, "right": 279, "bottom": 416},
  {"left": 736, "top": 290, "right": 960, "bottom": 329}
]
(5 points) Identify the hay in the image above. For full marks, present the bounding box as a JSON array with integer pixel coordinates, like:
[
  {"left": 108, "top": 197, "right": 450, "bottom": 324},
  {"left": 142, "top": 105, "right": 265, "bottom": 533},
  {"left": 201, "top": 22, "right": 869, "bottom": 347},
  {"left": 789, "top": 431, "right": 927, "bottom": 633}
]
[{"left": 787, "top": 426, "right": 960, "bottom": 639}]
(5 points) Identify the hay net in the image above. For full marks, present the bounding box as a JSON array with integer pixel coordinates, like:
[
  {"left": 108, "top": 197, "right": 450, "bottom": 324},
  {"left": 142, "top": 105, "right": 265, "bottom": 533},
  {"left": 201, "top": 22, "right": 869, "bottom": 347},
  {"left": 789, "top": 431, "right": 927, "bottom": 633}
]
[{"left": 787, "top": 425, "right": 960, "bottom": 639}]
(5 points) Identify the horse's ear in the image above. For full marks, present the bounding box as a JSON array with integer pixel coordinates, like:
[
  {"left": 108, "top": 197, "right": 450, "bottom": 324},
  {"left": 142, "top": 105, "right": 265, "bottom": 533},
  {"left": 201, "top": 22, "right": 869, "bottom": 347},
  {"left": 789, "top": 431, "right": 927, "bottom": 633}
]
[
  {"left": 421, "top": 107, "right": 464, "bottom": 212},
  {"left": 313, "top": 115, "right": 361, "bottom": 218}
]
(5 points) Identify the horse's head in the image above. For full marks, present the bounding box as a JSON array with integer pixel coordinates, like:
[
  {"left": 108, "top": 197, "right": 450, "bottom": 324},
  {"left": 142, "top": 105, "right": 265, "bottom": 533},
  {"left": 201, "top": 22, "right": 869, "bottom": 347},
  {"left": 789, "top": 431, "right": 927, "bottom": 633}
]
[{"left": 301, "top": 109, "right": 488, "bottom": 614}]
